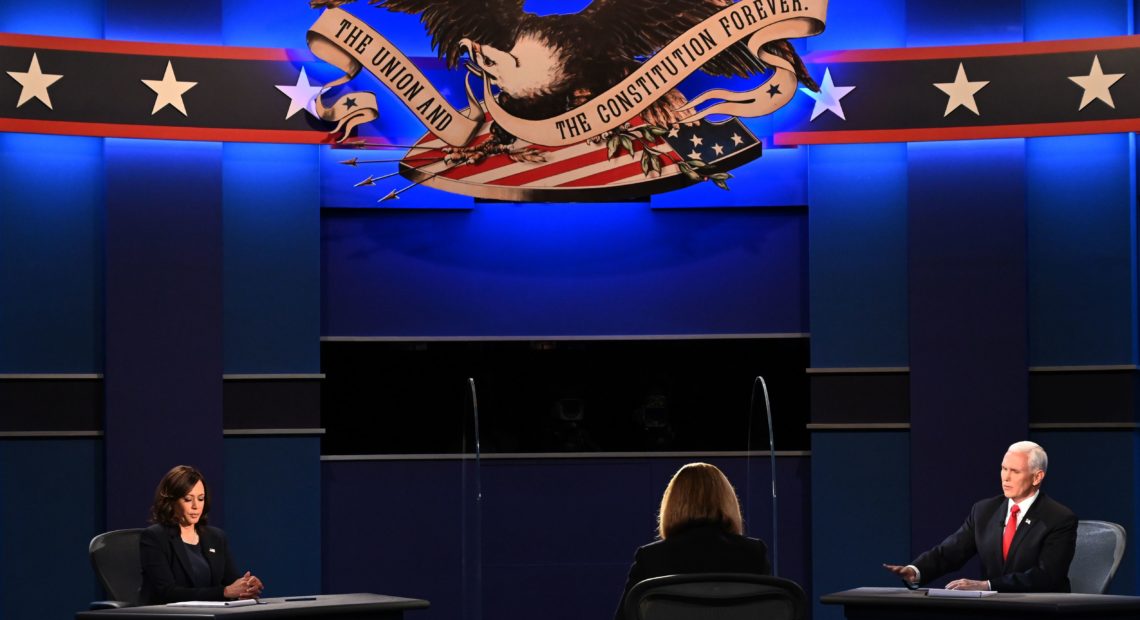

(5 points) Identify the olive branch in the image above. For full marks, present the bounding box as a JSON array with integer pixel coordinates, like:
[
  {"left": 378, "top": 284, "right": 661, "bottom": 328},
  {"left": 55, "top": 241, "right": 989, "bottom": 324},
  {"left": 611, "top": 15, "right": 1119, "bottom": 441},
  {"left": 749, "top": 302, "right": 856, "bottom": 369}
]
[{"left": 602, "top": 123, "right": 732, "bottom": 191}]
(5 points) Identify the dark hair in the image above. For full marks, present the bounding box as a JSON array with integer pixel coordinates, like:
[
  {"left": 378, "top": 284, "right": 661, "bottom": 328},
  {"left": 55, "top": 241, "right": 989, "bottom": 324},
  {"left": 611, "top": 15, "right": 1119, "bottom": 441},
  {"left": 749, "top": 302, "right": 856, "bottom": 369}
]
[{"left": 149, "top": 465, "right": 210, "bottom": 527}]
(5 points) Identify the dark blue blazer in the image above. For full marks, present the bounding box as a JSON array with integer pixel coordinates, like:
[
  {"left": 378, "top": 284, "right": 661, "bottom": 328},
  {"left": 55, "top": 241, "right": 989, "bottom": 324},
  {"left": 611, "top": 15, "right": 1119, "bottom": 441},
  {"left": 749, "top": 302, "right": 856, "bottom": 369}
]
[
  {"left": 139, "top": 523, "right": 240, "bottom": 604},
  {"left": 912, "top": 492, "right": 1077, "bottom": 592},
  {"left": 614, "top": 521, "right": 771, "bottom": 620}
]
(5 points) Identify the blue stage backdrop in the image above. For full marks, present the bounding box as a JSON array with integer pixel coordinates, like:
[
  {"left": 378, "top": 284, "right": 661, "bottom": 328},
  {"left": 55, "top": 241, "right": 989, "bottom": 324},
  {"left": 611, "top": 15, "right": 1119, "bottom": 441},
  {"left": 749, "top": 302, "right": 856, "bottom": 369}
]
[{"left": 2, "top": 3, "right": 1140, "bottom": 620}]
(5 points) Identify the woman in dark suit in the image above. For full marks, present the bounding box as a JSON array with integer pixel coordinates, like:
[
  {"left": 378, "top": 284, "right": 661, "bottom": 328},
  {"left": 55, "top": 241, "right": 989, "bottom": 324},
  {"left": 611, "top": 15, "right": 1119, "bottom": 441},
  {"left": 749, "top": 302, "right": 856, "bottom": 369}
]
[
  {"left": 614, "top": 462, "right": 771, "bottom": 620},
  {"left": 139, "top": 465, "right": 265, "bottom": 604}
]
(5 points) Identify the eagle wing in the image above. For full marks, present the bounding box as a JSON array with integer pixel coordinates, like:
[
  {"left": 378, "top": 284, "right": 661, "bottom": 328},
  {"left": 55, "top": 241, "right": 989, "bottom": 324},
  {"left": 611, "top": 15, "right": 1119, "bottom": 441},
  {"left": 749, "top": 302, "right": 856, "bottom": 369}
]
[
  {"left": 579, "top": 0, "right": 769, "bottom": 78},
  {"left": 369, "top": 0, "right": 526, "bottom": 68}
]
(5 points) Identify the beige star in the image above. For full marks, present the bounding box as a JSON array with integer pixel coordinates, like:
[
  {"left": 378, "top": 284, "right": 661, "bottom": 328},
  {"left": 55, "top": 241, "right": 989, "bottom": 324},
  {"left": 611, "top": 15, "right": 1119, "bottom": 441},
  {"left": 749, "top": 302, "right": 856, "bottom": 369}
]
[
  {"left": 1069, "top": 55, "right": 1124, "bottom": 110},
  {"left": 7, "top": 53, "right": 63, "bottom": 109},
  {"left": 142, "top": 61, "right": 197, "bottom": 116},
  {"left": 934, "top": 63, "right": 989, "bottom": 117}
]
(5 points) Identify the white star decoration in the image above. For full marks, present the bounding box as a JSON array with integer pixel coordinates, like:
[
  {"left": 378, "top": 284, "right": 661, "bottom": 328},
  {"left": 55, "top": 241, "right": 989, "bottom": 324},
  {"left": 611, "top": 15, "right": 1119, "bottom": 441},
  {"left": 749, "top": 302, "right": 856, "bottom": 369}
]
[
  {"left": 7, "top": 53, "right": 63, "bottom": 109},
  {"left": 934, "top": 63, "right": 989, "bottom": 117},
  {"left": 275, "top": 67, "right": 325, "bottom": 119},
  {"left": 802, "top": 68, "right": 855, "bottom": 121},
  {"left": 1069, "top": 55, "right": 1124, "bottom": 110},
  {"left": 688, "top": 134, "right": 703, "bottom": 147},
  {"left": 730, "top": 133, "right": 744, "bottom": 146},
  {"left": 686, "top": 149, "right": 703, "bottom": 160},
  {"left": 142, "top": 61, "right": 197, "bottom": 116},
  {"left": 711, "top": 143, "right": 724, "bottom": 156}
]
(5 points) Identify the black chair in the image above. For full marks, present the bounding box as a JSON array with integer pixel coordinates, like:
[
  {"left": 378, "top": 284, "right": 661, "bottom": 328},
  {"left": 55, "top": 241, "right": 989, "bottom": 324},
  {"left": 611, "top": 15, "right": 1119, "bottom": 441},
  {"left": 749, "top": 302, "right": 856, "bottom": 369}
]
[
  {"left": 624, "top": 573, "right": 807, "bottom": 620},
  {"left": 89, "top": 528, "right": 143, "bottom": 609},
  {"left": 1068, "top": 520, "right": 1126, "bottom": 594}
]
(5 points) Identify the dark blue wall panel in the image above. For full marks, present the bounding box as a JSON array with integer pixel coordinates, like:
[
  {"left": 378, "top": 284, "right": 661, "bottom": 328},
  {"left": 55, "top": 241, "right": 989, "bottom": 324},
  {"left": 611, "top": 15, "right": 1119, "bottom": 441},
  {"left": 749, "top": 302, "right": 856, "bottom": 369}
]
[
  {"left": 808, "top": 0, "right": 906, "bottom": 51},
  {"left": 322, "top": 205, "right": 807, "bottom": 337},
  {"left": 0, "top": 0, "right": 102, "bottom": 37},
  {"left": 1027, "top": 135, "right": 1135, "bottom": 366},
  {"left": 0, "top": 134, "right": 103, "bottom": 373},
  {"left": 905, "top": 0, "right": 1024, "bottom": 46},
  {"left": 1025, "top": 0, "right": 1133, "bottom": 40},
  {"left": 222, "top": 1, "right": 317, "bottom": 48},
  {"left": 811, "top": 432, "right": 909, "bottom": 620},
  {"left": 907, "top": 139, "right": 1029, "bottom": 565},
  {"left": 223, "top": 143, "right": 320, "bottom": 373},
  {"left": 322, "top": 460, "right": 468, "bottom": 620},
  {"left": 808, "top": 143, "right": 909, "bottom": 368},
  {"left": 103, "top": 138, "right": 225, "bottom": 530},
  {"left": 105, "top": 0, "right": 221, "bottom": 45},
  {"left": 0, "top": 439, "right": 103, "bottom": 620},
  {"left": 223, "top": 437, "right": 321, "bottom": 597}
]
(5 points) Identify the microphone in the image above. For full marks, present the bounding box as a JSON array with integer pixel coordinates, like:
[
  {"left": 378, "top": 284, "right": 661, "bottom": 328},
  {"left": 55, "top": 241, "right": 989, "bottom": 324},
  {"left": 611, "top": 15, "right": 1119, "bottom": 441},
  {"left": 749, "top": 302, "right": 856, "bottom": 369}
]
[{"left": 748, "top": 376, "right": 778, "bottom": 576}]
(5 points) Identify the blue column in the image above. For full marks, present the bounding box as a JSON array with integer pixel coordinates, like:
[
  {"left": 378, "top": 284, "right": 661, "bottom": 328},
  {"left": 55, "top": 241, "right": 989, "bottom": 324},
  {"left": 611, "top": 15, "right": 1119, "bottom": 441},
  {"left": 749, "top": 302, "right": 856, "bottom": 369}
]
[
  {"left": 907, "top": 139, "right": 1029, "bottom": 570},
  {"left": 103, "top": 139, "right": 225, "bottom": 529},
  {"left": 805, "top": 5, "right": 909, "bottom": 617},
  {"left": 809, "top": 144, "right": 909, "bottom": 368}
]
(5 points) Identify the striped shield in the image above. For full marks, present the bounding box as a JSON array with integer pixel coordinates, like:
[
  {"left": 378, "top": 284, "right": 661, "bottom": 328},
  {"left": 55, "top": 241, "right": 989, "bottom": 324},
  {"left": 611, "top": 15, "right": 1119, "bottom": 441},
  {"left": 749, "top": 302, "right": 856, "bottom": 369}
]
[{"left": 395, "top": 112, "right": 762, "bottom": 202}]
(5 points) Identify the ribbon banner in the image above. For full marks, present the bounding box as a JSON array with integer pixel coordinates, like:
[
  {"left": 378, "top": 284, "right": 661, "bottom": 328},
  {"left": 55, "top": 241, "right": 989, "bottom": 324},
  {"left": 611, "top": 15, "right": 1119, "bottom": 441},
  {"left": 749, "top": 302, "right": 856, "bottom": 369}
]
[
  {"left": 308, "top": 8, "right": 483, "bottom": 146},
  {"left": 308, "top": 2, "right": 827, "bottom": 147}
]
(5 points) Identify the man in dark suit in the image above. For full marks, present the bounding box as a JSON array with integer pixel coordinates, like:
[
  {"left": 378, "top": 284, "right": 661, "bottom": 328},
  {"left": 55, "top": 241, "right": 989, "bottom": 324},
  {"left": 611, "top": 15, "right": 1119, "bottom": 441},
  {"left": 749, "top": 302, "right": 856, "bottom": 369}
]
[{"left": 884, "top": 441, "right": 1077, "bottom": 592}]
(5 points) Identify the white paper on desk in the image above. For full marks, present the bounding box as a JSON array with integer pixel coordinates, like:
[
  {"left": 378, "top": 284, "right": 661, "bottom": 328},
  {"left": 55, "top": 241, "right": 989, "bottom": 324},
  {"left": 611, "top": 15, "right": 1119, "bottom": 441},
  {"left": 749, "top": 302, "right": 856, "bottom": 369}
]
[
  {"left": 167, "top": 599, "right": 259, "bottom": 607},
  {"left": 926, "top": 589, "right": 997, "bottom": 598}
]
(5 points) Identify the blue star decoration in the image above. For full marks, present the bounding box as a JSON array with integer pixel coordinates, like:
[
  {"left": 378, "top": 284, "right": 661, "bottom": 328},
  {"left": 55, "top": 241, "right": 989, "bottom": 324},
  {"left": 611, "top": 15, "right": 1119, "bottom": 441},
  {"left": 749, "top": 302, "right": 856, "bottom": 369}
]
[
  {"left": 663, "top": 118, "right": 758, "bottom": 165},
  {"left": 800, "top": 68, "right": 855, "bottom": 121}
]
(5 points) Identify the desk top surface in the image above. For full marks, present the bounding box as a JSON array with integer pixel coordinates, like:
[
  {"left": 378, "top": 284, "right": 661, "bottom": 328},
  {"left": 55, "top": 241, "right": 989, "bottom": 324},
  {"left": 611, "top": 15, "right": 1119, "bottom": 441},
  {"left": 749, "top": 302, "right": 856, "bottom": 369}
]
[
  {"left": 822, "top": 587, "right": 1140, "bottom": 613},
  {"left": 77, "top": 593, "right": 430, "bottom": 619}
]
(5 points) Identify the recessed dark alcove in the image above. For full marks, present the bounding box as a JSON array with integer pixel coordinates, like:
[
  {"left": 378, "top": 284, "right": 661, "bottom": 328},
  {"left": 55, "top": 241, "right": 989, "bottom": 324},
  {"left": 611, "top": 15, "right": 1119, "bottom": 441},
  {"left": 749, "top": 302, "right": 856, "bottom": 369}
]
[{"left": 321, "top": 338, "right": 809, "bottom": 455}]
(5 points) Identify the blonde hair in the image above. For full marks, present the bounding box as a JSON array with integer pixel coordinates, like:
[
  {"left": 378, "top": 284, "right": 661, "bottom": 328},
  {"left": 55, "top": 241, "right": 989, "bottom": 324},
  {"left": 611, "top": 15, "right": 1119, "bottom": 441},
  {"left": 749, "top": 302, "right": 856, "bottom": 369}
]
[{"left": 657, "top": 462, "right": 744, "bottom": 539}]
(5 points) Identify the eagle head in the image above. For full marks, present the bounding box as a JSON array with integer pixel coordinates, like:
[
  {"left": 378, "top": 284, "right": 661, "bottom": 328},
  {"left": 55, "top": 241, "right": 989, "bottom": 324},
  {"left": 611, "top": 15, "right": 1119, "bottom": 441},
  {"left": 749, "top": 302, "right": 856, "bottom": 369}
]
[{"left": 460, "top": 33, "right": 569, "bottom": 100}]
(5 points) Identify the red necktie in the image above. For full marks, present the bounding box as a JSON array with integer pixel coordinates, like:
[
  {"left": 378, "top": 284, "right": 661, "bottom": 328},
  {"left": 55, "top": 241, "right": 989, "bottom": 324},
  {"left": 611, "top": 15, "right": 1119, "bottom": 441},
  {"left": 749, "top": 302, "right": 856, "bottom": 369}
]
[{"left": 1002, "top": 504, "right": 1020, "bottom": 560}]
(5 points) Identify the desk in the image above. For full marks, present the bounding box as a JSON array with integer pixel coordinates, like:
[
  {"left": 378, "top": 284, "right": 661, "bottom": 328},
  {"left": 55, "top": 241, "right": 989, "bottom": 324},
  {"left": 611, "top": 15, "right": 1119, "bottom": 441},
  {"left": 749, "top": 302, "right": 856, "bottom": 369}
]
[
  {"left": 76, "top": 593, "right": 429, "bottom": 619},
  {"left": 822, "top": 587, "right": 1140, "bottom": 620}
]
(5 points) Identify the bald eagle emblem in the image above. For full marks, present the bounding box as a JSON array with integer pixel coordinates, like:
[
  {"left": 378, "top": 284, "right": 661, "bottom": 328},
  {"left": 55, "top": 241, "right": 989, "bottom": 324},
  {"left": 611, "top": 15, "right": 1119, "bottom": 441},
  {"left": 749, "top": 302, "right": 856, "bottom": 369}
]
[{"left": 307, "top": 0, "right": 827, "bottom": 202}]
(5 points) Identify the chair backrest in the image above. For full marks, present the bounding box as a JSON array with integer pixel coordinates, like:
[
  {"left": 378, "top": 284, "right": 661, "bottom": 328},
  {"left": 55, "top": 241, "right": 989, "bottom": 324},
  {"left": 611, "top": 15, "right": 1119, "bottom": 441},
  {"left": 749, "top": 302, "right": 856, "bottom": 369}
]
[
  {"left": 1068, "top": 520, "right": 1126, "bottom": 594},
  {"left": 89, "top": 529, "right": 144, "bottom": 605},
  {"left": 625, "top": 573, "right": 807, "bottom": 620}
]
